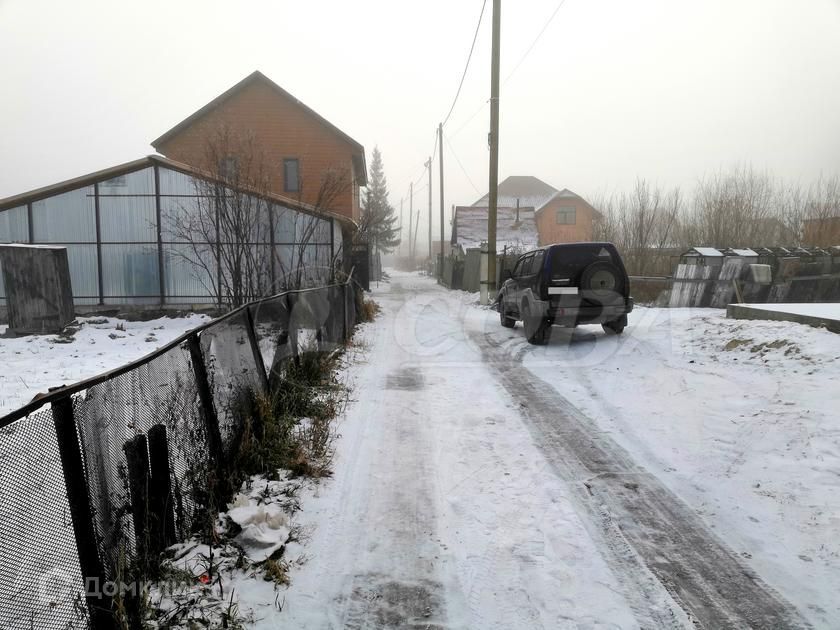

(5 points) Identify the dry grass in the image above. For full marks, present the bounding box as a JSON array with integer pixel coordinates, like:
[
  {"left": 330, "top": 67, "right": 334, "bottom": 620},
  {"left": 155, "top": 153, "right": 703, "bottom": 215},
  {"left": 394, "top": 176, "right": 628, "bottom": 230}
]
[
  {"left": 359, "top": 298, "right": 381, "bottom": 323},
  {"left": 262, "top": 558, "right": 291, "bottom": 586},
  {"left": 229, "top": 348, "right": 345, "bottom": 482}
]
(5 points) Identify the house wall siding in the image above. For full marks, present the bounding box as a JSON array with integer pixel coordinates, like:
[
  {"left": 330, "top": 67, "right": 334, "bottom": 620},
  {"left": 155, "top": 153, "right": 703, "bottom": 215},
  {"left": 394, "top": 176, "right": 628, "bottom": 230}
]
[
  {"left": 155, "top": 81, "right": 361, "bottom": 221},
  {"left": 535, "top": 197, "right": 595, "bottom": 245}
]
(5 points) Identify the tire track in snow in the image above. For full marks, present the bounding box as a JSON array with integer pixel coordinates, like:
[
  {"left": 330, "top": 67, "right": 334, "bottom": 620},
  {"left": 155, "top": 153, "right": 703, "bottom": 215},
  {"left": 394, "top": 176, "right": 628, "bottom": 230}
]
[{"left": 476, "top": 331, "right": 810, "bottom": 629}]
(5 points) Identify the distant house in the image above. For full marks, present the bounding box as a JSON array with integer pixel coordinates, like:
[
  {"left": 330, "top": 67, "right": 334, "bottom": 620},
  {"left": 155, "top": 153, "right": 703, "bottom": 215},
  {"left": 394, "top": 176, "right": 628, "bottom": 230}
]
[
  {"left": 471, "top": 176, "right": 598, "bottom": 246},
  {"left": 803, "top": 217, "right": 840, "bottom": 247},
  {"left": 451, "top": 205, "right": 539, "bottom": 254},
  {"left": 152, "top": 71, "right": 367, "bottom": 223}
]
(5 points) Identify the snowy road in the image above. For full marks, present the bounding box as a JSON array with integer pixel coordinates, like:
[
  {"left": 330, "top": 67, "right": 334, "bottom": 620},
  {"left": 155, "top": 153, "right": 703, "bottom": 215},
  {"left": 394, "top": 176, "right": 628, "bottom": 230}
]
[{"left": 267, "top": 272, "right": 824, "bottom": 629}]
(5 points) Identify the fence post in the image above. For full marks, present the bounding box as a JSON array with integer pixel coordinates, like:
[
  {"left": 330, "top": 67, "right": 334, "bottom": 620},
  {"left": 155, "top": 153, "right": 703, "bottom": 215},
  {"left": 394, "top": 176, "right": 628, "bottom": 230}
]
[
  {"left": 51, "top": 396, "right": 113, "bottom": 629},
  {"left": 343, "top": 281, "right": 350, "bottom": 342},
  {"left": 187, "top": 333, "right": 226, "bottom": 488},
  {"left": 122, "top": 435, "right": 150, "bottom": 576},
  {"left": 244, "top": 306, "right": 269, "bottom": 393},
  {"left": 147, "top": 425, "right": 176, "bottom": 554}
]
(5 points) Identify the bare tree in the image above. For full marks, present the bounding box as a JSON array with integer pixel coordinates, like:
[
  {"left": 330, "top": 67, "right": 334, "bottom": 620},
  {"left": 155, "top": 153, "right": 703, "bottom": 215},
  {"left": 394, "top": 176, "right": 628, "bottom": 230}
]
[
  {"left": 591, "top": 165, "right": 840, "bottom": 278},
  {"left": 166, "top": 127, "right": 352, "bottom": 307},
  {"left": 802, "top": 174, "right": 840, "bottom": 246},
  {"left": 689, "top": 165, "right": 776, "bottom": 247},
  {"left": 591, "top": 179, "right": 682, "bottom": 275}
]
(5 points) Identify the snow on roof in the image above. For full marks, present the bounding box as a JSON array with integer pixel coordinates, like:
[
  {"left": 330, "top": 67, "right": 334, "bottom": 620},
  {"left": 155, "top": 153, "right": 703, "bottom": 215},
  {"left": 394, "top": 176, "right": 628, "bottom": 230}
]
[
  {"left": 726, "top": 248, "right": 759, "bottom": 257},
  {"left": 453, "top": 206, "right": 539, "bottom": 251},
  {"left": 686, "top": 247, "right": 724, "bottom": 257},
  {"left": 472, "top": 175, "right": 562, "bottom": 211}
]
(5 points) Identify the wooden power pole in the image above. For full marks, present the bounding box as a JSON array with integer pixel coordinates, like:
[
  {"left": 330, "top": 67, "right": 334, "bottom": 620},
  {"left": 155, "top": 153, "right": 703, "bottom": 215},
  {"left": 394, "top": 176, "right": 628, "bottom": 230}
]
[
  {"left": 487, "top": 0, "right": 501, "bottom": 300},
  {"left": 438, "top": 125, "right": 445, "bottom": 281},
  {"left": 409, "top": 182, "right": 414, "bottom": 262},
  {"left": 427, "top": 157, "right": 432, "bottom": 273}
]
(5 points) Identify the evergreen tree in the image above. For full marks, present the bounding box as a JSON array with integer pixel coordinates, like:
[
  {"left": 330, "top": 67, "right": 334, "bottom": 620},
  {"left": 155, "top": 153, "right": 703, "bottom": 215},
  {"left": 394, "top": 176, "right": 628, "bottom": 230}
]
[{"left": 359, "top": 146, "right": 401, "bottom": 253}]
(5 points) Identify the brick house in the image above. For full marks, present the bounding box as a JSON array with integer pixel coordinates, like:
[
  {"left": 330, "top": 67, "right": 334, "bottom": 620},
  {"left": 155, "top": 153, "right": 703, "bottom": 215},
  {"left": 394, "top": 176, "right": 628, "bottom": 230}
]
[
  {"left": 803, "top": 217, "right": 840, "bottom": 247},
  {"left": 472, "top": 176, "right": 598, "bottom": 246},
  {"left": 151, "top": 70, "right": 367, "bottom": 222}
]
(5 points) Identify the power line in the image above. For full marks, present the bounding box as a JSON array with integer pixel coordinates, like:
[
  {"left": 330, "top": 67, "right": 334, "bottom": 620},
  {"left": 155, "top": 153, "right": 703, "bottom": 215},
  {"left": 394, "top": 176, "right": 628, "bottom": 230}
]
[
  {"left": 444, "top": 132, "right": 481, "bottom": 196},
  {"left": 503, "top": 0, "right": 568, "bottom": 85},
  {"left": 450, "top": 99, "right": 489, "bottom": 139},
  {"left": 442, "top": 0, "right": 488, "bottom": 127},
  {"left": 450, "top": 2, "right": 569, "bottom": 141}
]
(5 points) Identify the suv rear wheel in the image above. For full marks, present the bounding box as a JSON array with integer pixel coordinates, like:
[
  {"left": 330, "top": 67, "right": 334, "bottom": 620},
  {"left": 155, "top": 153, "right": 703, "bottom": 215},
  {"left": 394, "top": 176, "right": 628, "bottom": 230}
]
[
  {"left": 522, "top": 301, "right": 551, "bottom": 345},
  {"left": 602, "top": 314, "right": 627, "bottom": 335},
  {"left": 499, "top": 301, "right": 516, "bottom": 328}
]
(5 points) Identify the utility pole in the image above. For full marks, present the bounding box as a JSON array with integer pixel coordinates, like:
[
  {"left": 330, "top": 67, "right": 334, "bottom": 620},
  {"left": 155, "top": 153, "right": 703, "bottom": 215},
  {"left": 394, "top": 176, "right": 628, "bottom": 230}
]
[
  {"left": 409, "top": 182, "right": 414, "bottom": 262},
  {"left": 486, "top": 0, "right": 501, "bottom": 303},
  {"left": 400, "top": 197, "right": 404, "bottom": 257},
  {"left": 426, "top": 157, "right": 432, "bottom": 275},
  {"left": 438, "top": 125, "right": 445, "bottom": 281}
]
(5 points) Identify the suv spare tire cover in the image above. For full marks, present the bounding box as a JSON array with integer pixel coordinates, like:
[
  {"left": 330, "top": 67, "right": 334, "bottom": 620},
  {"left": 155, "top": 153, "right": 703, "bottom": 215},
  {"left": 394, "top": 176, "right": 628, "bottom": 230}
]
[{"left": 579, "top": 261, "right": 625, "bottom": 303}]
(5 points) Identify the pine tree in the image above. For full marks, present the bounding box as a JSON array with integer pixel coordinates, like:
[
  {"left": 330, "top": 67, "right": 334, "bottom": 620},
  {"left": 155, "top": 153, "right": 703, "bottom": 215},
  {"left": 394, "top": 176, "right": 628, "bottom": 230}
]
[{"left": 358, "top": 146, "right": 401, "bottom": 253}]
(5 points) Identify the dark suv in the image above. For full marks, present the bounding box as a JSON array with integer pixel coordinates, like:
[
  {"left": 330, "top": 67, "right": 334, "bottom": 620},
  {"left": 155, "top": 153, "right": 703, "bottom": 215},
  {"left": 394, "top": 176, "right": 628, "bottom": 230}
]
[{"left": 496, "top": 242, "right": 634, "bottom": 344}]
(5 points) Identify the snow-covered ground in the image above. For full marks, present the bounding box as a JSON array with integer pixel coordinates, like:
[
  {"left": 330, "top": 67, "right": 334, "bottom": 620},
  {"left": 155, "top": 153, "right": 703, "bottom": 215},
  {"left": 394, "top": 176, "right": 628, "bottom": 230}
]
[
  {"left": 518, "top": 306, "right": 840, "bottom": 627},
  {"left": 269, "top": 271, "right": 651, "bottom": 628},
  {"left": 0, "top": 314, "right": 210, "bottom": 416},
  {"left": 3, "top": 273, "right": 837, "bottom": 627},
  {"left": 271, "top": 271, "right": 837, "bottom": 628}
]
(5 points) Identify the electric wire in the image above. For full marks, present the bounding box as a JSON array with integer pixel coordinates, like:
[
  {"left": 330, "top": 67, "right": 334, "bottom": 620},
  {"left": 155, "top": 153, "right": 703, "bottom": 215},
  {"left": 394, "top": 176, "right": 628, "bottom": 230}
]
[
  {"left": 441, "top": 0, "right": 488, "bottom": 127},
  {"left": 503, "top": 0, "right": 568, "bottom": 85}
]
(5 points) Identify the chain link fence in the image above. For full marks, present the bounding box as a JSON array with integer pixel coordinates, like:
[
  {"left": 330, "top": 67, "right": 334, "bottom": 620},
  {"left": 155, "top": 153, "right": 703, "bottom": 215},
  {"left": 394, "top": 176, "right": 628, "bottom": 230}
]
[{"left": 0, "top": 279, "right": 358, "bottom": 630}]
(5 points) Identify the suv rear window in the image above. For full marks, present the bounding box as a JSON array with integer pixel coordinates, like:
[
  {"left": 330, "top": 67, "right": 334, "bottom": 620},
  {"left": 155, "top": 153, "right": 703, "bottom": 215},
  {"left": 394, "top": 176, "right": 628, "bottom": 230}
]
[{"left": 548, "top": 244, "right": 621, "bottom": 280}]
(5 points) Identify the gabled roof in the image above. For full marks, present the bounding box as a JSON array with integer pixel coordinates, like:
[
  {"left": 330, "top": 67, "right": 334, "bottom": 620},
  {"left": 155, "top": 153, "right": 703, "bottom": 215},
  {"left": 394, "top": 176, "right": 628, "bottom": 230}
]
[
  {"left": 0, "top": 154, "right": 357, "bottom": 228},
  {"left": 472, "top": 175, "right": 559, "bottom": 210},
  {"left": 471, "top": 175, "right": 596, "bottom": 215},
  {"left": 151, "top": 70, "right": 367, "bottom": 185},
  {"left": 452, "top": 205, "right": 539, "bottom": 251}
]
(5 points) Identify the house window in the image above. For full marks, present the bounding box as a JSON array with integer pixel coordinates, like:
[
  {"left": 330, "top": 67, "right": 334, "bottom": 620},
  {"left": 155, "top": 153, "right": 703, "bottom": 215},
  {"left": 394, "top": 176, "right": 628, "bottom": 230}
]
[
  {"left": 556, "top": 206, "right": 576, "bottom": 225},
  {"left": 284, "top": 158, "right": 300, "bottom": 192},
  {"left": 219, "top": 156, "right": 239, "bottom": 181}
]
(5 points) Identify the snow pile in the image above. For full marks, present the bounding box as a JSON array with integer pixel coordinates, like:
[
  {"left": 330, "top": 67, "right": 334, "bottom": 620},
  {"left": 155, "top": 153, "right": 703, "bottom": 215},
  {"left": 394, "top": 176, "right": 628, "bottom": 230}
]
[
  {"left": 226, "top": 480, "right": 295, "bottom": 563},
  {"left": 147, "top": 473, "right": 304, "bottom": 628}
]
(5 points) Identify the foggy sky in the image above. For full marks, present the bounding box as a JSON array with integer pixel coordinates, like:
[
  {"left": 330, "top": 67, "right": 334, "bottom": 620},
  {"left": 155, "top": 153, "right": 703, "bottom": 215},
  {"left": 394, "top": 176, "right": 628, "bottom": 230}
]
[{"left": 2, "top": 0, "right": 839, "bottom": 251}]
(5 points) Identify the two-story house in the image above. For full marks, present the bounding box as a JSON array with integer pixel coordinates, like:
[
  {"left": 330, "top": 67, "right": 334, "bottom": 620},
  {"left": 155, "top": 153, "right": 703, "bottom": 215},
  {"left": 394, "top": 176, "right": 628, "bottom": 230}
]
[
  {"left": 470, "top": 176, "right": 598, "bottom": 246},
  {"left": 151, "top": 70, "right": 367, "bottom": 223}
]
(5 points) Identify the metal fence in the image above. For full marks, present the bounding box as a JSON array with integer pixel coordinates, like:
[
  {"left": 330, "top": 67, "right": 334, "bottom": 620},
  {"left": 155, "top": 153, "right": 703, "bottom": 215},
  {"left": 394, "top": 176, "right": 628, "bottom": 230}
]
[{"left": 0, "top": 279, "right": 358, "bottom": 630}]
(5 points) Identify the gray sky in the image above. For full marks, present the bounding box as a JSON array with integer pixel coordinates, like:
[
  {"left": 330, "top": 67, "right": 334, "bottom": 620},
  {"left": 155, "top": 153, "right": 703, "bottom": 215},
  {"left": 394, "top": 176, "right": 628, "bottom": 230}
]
[{"left": 2, "top": 0, "right": 839, "bottom": 246}]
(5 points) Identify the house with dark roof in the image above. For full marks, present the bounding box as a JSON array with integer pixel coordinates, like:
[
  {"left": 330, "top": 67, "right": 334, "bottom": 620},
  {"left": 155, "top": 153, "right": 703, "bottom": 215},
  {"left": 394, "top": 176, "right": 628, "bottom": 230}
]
[
  {"left": 451, "top": 205, "right": 539, "bottom": 253},
  {"left": 471, "top": 176, "right": 598, "bottom": 246},
  {"left": 152, "top": 70, "right": 367, "bottom": 222}
]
